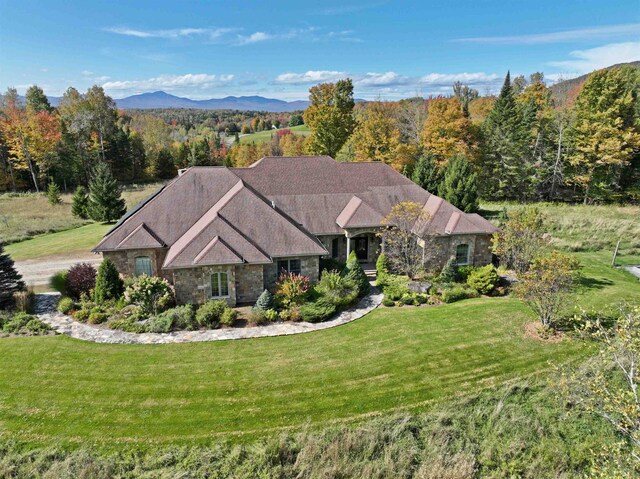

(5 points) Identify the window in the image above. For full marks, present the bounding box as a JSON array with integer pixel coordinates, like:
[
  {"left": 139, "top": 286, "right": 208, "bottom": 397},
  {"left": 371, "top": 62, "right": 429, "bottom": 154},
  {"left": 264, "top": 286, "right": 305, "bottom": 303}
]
[
  {"left": 134, "top": 256, "right": 152, "bottom": 276},
  {"left": 331, "top": 238, "right": 339, "bottom": 258},
  {"left": 455, "top": 244, "right": 470, "bottom": 265},
  {"left": 277, "top": 259, "right": 301, "bottom": 275},
  {"left": 211, "top": 272, "right": 229, "bottom": 298}
]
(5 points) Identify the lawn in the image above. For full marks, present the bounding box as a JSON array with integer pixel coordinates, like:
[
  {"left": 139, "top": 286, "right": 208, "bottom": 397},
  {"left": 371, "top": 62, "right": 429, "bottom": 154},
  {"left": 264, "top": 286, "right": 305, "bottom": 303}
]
[
  {"left": 0, "top": 182, "right": 164, "bottom": 245},
  {"left": 0, "top": 251, "right": 636, "bottom": 446},
  {"left": 239, "top": 124, "right": 309, "bottom": 145}
]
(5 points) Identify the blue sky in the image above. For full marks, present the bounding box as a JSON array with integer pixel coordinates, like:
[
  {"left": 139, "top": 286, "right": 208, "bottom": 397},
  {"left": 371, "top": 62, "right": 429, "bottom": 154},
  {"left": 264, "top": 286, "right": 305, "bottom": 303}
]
[{"left": 1, "top": 0, "right": 639, "bottom": 100}]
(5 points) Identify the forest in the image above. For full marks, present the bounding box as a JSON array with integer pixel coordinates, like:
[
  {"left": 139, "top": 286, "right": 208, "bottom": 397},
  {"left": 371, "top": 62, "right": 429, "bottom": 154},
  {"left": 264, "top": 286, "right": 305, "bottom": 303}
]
[{"left": 1, "top": 64, "right": 638, "bottom": 206}]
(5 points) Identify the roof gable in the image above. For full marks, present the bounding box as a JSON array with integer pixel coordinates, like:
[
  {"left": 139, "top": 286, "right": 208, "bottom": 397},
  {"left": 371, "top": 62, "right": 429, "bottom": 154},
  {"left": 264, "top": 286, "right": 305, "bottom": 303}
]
[{"left": 116, "top": 223, "right": 164, "bottom": 250}]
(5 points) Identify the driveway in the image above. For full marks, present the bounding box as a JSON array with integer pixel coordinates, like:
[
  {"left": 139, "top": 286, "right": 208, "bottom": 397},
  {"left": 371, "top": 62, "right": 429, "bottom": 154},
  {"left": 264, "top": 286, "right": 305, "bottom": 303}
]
[{"left": 15, "top": 255, "right": 102, "bottom": 286}]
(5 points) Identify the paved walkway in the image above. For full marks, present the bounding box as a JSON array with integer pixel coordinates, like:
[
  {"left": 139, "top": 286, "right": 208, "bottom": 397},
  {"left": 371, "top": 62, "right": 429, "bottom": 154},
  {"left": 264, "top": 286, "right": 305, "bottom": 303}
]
[{"left": 35, "top": 289, "right": 383, "bottom": 344}]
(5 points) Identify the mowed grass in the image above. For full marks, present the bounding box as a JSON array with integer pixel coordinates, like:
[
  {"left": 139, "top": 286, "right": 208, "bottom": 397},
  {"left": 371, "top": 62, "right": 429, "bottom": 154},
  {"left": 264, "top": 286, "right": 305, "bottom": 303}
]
[
  {"left": 239, "top": 124, "right": 309, "bottom": 145},
  {"left": 0, "top": 183, "right": 164, "bottom": 245},
  {"left": 0, "top": 252, "right": 636, "bottom": 446}
]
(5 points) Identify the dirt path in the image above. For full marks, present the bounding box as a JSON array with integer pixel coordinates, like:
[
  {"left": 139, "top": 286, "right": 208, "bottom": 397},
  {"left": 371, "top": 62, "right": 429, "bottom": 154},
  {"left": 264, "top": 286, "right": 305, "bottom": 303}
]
[{"left": 15, "top": 255, "right": 102, "bottom": 286}]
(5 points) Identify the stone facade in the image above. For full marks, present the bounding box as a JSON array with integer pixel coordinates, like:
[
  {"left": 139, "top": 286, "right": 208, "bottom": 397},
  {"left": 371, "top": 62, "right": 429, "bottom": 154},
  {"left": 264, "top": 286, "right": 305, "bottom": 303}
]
[
  {"left": 103, "top": 249, "right": 169, "bottom": 280},
  {"left": 173, "top": 265, "right": 237, "bottom": 306},
  {"left": 263, "top": 256, "right": 320, "bottom": 290},
  {"left": 235, "top": 264, "right": 265, "bottom": 304},
  {"left": 422, "top": 233, "right": 494, "bottom": 272}
]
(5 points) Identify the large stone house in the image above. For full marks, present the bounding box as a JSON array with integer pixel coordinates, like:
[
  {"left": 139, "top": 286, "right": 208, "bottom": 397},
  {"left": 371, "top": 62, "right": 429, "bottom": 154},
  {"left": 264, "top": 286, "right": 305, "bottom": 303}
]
[{"left": 94, "top": 156, "right": 497, "bottom": 306}]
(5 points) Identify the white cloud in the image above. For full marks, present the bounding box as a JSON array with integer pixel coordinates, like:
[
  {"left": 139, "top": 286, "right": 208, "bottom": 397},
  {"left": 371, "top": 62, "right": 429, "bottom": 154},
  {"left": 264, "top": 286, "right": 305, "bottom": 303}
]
[
  {"left": 418, "top": 72, "right": 499, "bottom": 86},
  {"left": 102, "top": 73, "right": 235, "bottom": 92},
  {"left": 355, "top": 72, "right": 411, "bottom": 87},
  {"left": 81, "top": 70, "right": 94, "bottom": 76},
  {"left": 235, "top": 32, "right": 273, "bottom": 45},
  {"left": 274, "top": 70, "right": 348, "bottom": 84},
  {"left": 548, "top": 41, "right": 640, "bottom": 73},
  {"left": 104, "top": 27, "right": 235, "bottom": 41},
  {"left": 453, "top": 23, "right": 640, "bottom": 44}
]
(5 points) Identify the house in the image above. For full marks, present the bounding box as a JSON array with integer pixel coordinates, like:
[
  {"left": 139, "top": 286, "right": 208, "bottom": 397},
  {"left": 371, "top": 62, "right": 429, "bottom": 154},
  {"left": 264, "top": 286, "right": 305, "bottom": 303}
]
[{"left": 93, "top": 156, "right": 498, "bottom": 306}]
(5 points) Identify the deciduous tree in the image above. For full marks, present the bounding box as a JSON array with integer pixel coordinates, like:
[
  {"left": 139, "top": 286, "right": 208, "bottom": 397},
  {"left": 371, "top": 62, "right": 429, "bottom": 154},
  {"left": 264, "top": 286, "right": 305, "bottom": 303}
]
[{"left": 420, "top": 97, "right": 474, "bottom": 166}]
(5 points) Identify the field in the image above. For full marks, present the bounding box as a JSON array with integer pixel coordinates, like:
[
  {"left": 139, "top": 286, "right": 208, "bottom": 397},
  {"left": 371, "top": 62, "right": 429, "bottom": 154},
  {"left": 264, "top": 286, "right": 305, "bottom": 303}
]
[
  {"left": 0, "top": 182, "right": 164, "bottom": 245},
  {"left": 239, "top": 124, "right": 309, "bottom": 145}
]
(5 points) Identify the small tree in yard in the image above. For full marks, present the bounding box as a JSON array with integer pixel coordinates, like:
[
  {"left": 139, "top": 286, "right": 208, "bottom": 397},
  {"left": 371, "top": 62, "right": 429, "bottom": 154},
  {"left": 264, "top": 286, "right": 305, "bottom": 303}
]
[
  {"left": 379, "top": 201, "right": 431, "bottom": 279},
  {"left": 343, "top": 251, "right": 370, "bottom": 297},
  {"left": 0, "top": 243, "right": 24, "bottom": 308},
  {"left": 88, "top": 162, "right": 126, "bottom": 223},
  {"left": 71, "top": 186, "right": 89, "bottom": 219},
  {"left": 561, "top": 303, "right": 640, "bottom": 473},
  {"left": 514, "top": 251, "right": 579, "bottom": 329},
  {"left": 438, "top": 257, "right": 458, "bottom": 283},
  {"left": 94, "top": 258, "right": 124, "bottom": 302},
  {"left": 66, "top": 263, "right": 97, "bottom": 300},
  {"left": 254, "top": 289, "right": 274, "bottom": 311},
  {"left": 47, "top": 180, "right": 61, "bottom": 205},
  {"left": 492, "top": 207, "right": 548, "bottom": 274}
]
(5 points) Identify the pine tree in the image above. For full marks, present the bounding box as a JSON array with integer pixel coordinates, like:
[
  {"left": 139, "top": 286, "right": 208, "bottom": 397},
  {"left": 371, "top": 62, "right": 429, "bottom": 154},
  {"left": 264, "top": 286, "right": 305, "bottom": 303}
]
[
  {"left": 0, "top": 243, "right": 24, "bottom": 308},
  {"left": 87, "top": 162, "right": 126, "bottom": 223},
  {"left": 94, "top": 258, "right": 124, "bottom": 302},
  {"left": 440, "top": 155, "right": 479, "bottom": 213},
  {"left": 71, "top": 186, "right": 89, "bottom": 219},
  {"left": 411, "top": 153, "right": 443, "bottom": 195},
  {"left": 342, "top": 251, "right": 370, "bottom": 297},
  {"left": 47, "top": 179, "right": 61, "bottom": 205},
  {"left": 254, "top": 289, "right": 275, "bottom": 311},
  {"left": 438, "top": 257, "right": 457, "bottom": 283}
]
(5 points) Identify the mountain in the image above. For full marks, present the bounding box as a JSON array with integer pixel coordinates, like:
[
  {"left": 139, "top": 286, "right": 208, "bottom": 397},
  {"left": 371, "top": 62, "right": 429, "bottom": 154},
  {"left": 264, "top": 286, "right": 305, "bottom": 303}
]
[
  {"left": 550, "top": 60, "right": 640, "bottom": 105},
  {"left": 112, "top": 91, "right": 310, "bottom": 112}
]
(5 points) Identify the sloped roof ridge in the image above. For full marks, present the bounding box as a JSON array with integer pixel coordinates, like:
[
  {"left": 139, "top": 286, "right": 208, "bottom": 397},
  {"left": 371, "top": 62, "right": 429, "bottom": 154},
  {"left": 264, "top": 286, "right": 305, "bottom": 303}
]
[
  {"left": 193, "top": 235, "right": 243, "bottom": 265},
  {"left": 163, "top": 179, "right": 245, "bottom": 267},
  {"left": 216, "top": 213, "right": 272, "bottom": 261},
  {"left": 116, "top": 222, "right": 165, "bottom": 249}
]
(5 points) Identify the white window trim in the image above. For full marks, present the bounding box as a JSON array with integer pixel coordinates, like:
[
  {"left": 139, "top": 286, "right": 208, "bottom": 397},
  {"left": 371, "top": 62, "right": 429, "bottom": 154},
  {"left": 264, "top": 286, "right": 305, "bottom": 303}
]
[
  {"left": 210, "top": 272, "right": 230, "bottom": 299},
  {"left": 455, "top": 244, "right": 470, "bottom": 266}
]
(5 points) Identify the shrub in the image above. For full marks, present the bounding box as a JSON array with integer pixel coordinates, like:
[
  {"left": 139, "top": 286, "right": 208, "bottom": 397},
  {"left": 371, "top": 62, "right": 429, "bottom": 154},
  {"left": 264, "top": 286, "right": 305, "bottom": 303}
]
[
  {"left": 376, "top": 253, "right": 390, "bottom": 286},
  {"left": 13, "top": 288, "right": 35, "bottom": 314},
  {"left": 456, "top": 265, "right": 476, "bottom": 283},
  {"left": 67, "top": 263, "right": 97, "bottom": 300},
  {"left": 400, "top": 293, "right": 416, "bottom": 305},
  {"left": 153, "top": 305, "right": 196, "bottom": 331},
  {"left": 195, "top": 300, "right": 228, "bottom": 329},
  {"left": 146, "top": 314, "right": 174, "bottom": 333},
  {"left": 299, "top": 298, "right": 337, "bottom": 323},
  {"left": 57, "top": 297, "right": 75, "bottom": 314},
  {"left": 382, "top": 275, "right": 411, "bottom": 301},
  {"left": 467, "top": 265, "right": 500, "bottom": 295},
  {"left": 50, "top": 270, "right": 69, "bottom": 295},
  {"left": 220, "top": 308, "right": 238, "bottom": 327},
  {"left": 275, "top": 272, "right": 311, "bottom": 308},
  {"left": 442, "top": 285, "right": 479, "bottom": 303},
  {"left": 315, "top": 270, "right": 358, "bottom": 307},
  {"left": 264, "top": 309, "right": 279, "bottom": 322},
  {"left": 25, "top": 318, "right": 50, "bottom": 335},
  {"left": 254, "top": 289, "right": 275, "bottom": 311},
  {"left": 343, "top": 251, "right": 370, "bottom": 297},
  {"left": 319, "top": 257, "right": 346, "bottom": 273},
  {"left": 87, "top": 311, "right": 109, "bottom": 324},
  {"left": 438, "top": 257, "right": 457, "bottom": 284},
  {"left": 249, "top": 309, "right": 269, "bottom": 326},
  {"left": 279, "top": 307, "right": 301, "bottom": 322},
  {"left": 2, "top": 312, "right": 32, "bottom": 333},
  {"left": 73, "top": 308, "right": 90, "bottom": 321},
  {"left": 94, "top": 259, "right": 124, "bottom": 303},
  {"left": 382, "top": 298, "right": 396, "bottom": 307},
  {"left": 109, "top": 317, "right": 146, "bottom": 333},
  {"left": 124, "top": 275, "right": 174, "bottom": 317}
]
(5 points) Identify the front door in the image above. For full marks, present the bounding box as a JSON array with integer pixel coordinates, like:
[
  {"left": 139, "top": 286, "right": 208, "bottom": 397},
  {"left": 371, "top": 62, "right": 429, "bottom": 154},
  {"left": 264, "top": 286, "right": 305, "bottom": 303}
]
[{"left": 354, "top": 237, "right": 368, "bottom": 261}]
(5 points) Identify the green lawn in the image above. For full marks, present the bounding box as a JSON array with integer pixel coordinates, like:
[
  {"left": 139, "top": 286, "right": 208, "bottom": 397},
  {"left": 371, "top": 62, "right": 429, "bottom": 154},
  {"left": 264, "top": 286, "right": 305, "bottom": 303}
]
[
  {"left": 4, "top": 223, "right": 111, "bottom": 261},
  {"left": 0, "top": 252, "right": 636, "bottom": 446},
  {"left": 239, "top": 124, "right": 309, "bottom": 145}
]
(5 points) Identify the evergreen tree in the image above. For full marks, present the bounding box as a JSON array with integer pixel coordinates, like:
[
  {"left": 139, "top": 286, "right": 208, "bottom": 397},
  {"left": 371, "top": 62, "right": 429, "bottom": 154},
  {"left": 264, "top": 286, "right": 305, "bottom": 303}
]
[
  {"left": 94, "top": 258, "right": 124, "bottom": 302},
  {"left": 411, "top": 153, "right": 443, "bottom": 195},
  {"left": 47, "top": 179, "right": 61, "bottom": 205},
  {"left": 254, "top": 289, "right": 275, "bottom": 311},
  {"left": 480, "top": 72, "right": 528, "bottom": 200},
  {"left": 342, "top": 251, "right": 370, "bottom": 297},
  {"left": 440, "top": 155, "right": 479, "bottom": 213},
  {"left": 0, "top": 243, "right": 24, "bottom": 308},
  {"left": 87, "top": 162, "right": 126, "bottom": 223},
  {"left": 71, "top": 186, "right": 89, "bottom": 219},
  {"left": 25, "top": 85, "right": 52, "bottom": 113},
  {"left": 438, "top": 257, "right": 457, "bottom": 283}
]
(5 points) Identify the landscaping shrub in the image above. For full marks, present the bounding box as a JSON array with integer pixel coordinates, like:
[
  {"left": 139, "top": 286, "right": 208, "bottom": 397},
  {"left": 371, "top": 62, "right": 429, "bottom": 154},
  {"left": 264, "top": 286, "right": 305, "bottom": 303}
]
[
  {"left": 441, "top": 285, "right": 479, "bottom": 303},
  {"left": 124, "top": 275, "right": 174, "bottom": 317},
  {"left": 456, "top": 265, "right": 477, "bottom": 282},
  {"left": 248, "top": 309, "right": 269, "bottom": 326},
  {"left": 67, "top": 263, "right": 97, "bottom": 300},
  {"left": 438, "top": 257, "right": 457, "bottom": 283},
  {"left": 146, "top": 314, "right": 173, "bottom": 333},
  {"left": 400, "top": 293, "right": 417, "bottom": 305},
  {"left": 264, "top": 309, "right": 279, "bottom": 322},
  {"left": 275, "top": 272, "right": 311, "bottom": 308},
  {"left": 87, "top": 311, "right": 109, "bottom": 324},
  {"left": 0, "top": 243, "right": 25, "bottom": 308},
  {"left": 13, "top": 288, "right": 35, "bottom": 313},
  {"left": 25, "top": 318, "right": 50, "bottom": 334},
  {"left": 195, "top": 300, "right": 228, "bottom": 329},
  {"left": 2, "top": 312, "right": 32, "bottom": 333},
  {"left": 376, "top": 252, "right": 390, "bottom": 287},
  {"left": 94, "top": 259, "right": 124, "bottom": 302},
  {"left": 50, "top": 270, "right": 69, "bottom": 295},
  {"left": 146, "top": 305, "right": 196, "bottom": 332},
  {"left": 343, "top": 251, "right": 370, "bottom": 297},
  {"left": 382, "top": 275, "right": 411, "bottom": 301},
  {"left": 315, "top": 270, "right": 358, "bottom": 307},
  {"left": 382, "top": 298, "right": 396, "bottom": 307},
  {"left": 108, "top": 317, "right": 146, "bottom": 333},
  {"left": 299, "top": 298, "right": 336, "bottom": 323},
  {"left": 279, "top": 307, "right": 301, "bottom": 322},
  {"left": 219, "top": 308, "right": 238, "bottom": 327},
  {"left": 467, "top": 265, "right": 500, "bottom": 295},
  {"left": 254, "top": 289, "right": 275, "bottom": 311},
  {"left": 319, "top": 257, "right": 346, "bottom": 273},
  {"left": 57, "top": 297, "right": 75, "bottom": 314},
  {"left": 73, "top": 308, "right": 90, "bottom": 322}
]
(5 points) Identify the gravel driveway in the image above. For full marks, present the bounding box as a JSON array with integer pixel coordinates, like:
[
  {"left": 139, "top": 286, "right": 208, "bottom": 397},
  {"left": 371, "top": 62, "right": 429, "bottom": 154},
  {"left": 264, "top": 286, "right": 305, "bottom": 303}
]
[{"left": 15, "top": 255, "right": 102, "bottom": 286}]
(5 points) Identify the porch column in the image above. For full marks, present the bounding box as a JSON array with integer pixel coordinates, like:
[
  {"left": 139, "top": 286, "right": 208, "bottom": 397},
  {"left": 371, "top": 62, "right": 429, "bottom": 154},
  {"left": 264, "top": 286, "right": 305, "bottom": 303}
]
[{"left": 346, "top": 234, "right": 351, "bottom": 258}]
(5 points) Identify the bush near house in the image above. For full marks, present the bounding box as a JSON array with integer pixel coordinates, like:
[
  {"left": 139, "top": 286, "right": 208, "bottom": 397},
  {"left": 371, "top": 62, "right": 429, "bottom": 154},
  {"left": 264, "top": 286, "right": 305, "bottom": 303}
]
[
  {"left": 93, "top": 258, "right": 124, "bottom": 302},
  {"left": 343, "top": 251, "right": 370, "bottom": 297},
  {"left": 66, "top": 263, "right": 97, "bottom": 300},
  {"left": 57, "top": 297, "right": 75, "bottom": 314},
  {"left": 0, "top": 311, "right": 51, "bottom": 336},
  {"left": 299, "top": 298, "right": 337, "bottom": 323},
  {"left": 275, "top": 272, "right": 311, "bottom": 308},
  {"left": 123, "top": 275, "right": 174, "bottom": 317},
  {"left": 315, "top": 270, "right": 358, "bottom": 307},
  {"left": 195, "top": 300, "right": 230, "bottom": 329},
  {"left": 467, "top": 265, "right": 500, "bottom": 295}
]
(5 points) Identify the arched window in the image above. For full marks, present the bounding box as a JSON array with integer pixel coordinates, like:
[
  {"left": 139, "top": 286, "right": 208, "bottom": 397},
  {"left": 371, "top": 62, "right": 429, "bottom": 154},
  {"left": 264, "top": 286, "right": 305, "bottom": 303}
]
[
  {"left": 455, "top": 244, "right": 470, "bottom": 265},
  {"left": 134, "top": 256, "right": 152, "bottom": 276}
]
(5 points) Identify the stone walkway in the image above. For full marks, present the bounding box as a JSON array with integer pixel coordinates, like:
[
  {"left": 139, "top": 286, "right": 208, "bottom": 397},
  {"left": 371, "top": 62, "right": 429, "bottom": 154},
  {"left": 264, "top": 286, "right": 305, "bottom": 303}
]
[{"left": 35, "top": 289, "right": 383, "bottom": 345}]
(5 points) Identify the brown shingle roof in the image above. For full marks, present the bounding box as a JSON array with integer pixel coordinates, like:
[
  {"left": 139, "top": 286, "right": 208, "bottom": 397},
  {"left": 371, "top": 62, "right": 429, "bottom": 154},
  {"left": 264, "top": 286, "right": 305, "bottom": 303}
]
[{"left": 95, "top": 156, "right": 497, "bottom": 266}]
